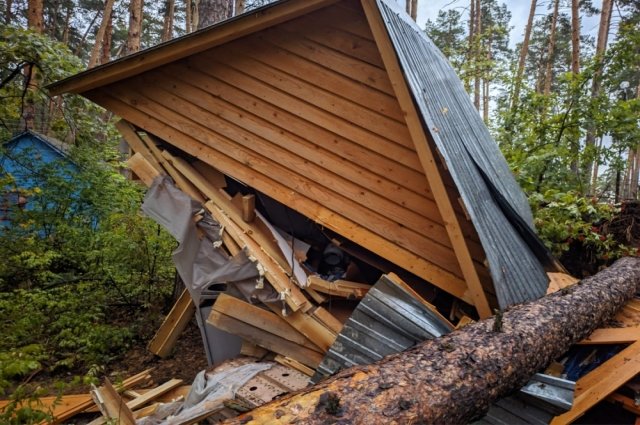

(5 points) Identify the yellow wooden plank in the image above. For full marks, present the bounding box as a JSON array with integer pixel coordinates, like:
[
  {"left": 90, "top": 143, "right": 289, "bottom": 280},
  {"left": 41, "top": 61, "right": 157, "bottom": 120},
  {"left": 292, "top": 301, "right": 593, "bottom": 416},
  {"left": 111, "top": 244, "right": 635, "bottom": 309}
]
[
  {"left": 361, "top": 0, "right": 492, "bottom": 318},
  {"left": 551, "top": 340, "right": 640, "bottom": 424},
  {"left": 147, "top": 288, "right": 196, "bottom": 358},
  {"left": 307, "top": 275, "right": 371, "bottom": 299},
  {"left": 86, "top": 89, "right": 472, "bottom": 304},
  {"left": 207, "top": 310, "right": 323, "bottom": 368},
  {"left": 115, "top": 120, "right": 163, "bottom": 172},
  {"left": 274, "top": 355, "right": 315, "bottom": 377},
  {"left": 92, "top": 378, "right": 136, "bottom": 425},
  {"left": 547, "top": 272, "right": 579, "bottom": 294},
  {"left": 47, "top": 0, "right": 341, "bottom": 95},
  {"left": 126, "top": 152, "right": 160, "bottom": 187},
  {"left": 578, "top": 326, "right": 640, "bottom": 345},
  {"left": 213, "top": 293, "right": 322, "bottom": 352}
]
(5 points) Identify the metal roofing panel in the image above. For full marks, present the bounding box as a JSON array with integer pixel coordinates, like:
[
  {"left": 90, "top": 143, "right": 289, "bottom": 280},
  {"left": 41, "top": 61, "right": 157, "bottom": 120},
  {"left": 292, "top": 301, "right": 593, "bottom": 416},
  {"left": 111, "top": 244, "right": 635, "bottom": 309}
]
[
  {"left": 375, "top": 0, "right": 549, "bottom": 308},
  {"left": 312, "top": 274, "right": 454, "bottom": 382}
]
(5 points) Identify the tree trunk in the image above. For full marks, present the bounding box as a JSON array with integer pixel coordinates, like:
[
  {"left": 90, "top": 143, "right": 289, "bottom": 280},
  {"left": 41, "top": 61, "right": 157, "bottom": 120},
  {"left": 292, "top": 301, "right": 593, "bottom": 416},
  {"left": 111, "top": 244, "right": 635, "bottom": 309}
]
[
  {"left": 228, "top": 258, "right": 640, "bottom": 425},
  {"left": 5, "top": 0, "right": 12, "bottom": 24},
  {"left": 465, "top": 0, "right": 474, "bottom": 93},
  {"left": 586, "top": 0, "right": 614, "bottom": 195},
  {"left": 23, "top": 0, "right": 44, "bottom": 131},
  {"left": 473, "top": 0, "right": 481, "bottom": 111},
  {"left": 570, "top": 0, "right": 580, "bottom": 75},
  {"left": 126, "top": 0, "right": 144, "bottom": 55},
  {"left": 88, "top": 0, "right": 116, "bottom": 69},
  {"left": 543, "top": 0, "right": 560, "bottom": 97},
  {"left": 161, "top": 0, "right": 175, "bottom": 42},
  {"left": 185, "top": 0, "right": 193, "bottom": 33},
  {"left": 197, "top": 0, "right": 233, "bottom": 30},
  {"left": 405, "top": 0, "right": 410, "bottom": 15},
  {"left": 101, "top": 11, "right": 113, "bottom": 65},
  {"left": 62, "top": 3, "right": 71, "bottom": 44},
  {"left": 234, "top": 0, "right": 245, "bottom": 15},
  {"left": 27, "top": 0, "right": 44, "bottom": 33},
  {"left": 410, "top": 0, "right": 417, "bottom": 22},
  {"left": 511, "top": 0, "right": 537, "bottom": 110}
]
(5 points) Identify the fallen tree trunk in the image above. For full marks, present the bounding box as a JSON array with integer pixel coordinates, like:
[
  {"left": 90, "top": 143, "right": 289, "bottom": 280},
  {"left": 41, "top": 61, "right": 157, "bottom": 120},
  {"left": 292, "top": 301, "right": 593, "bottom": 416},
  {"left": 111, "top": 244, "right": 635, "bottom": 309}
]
[{"left": 227, "top": 257, "right": 640, "bottom": 424}]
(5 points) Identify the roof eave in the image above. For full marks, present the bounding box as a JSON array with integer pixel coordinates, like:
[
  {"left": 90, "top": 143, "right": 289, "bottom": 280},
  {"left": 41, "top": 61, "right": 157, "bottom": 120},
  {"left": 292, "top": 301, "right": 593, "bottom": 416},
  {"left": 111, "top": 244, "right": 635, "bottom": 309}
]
[{"left": 47, "top": 0, "right": 339, "bottom": 96}]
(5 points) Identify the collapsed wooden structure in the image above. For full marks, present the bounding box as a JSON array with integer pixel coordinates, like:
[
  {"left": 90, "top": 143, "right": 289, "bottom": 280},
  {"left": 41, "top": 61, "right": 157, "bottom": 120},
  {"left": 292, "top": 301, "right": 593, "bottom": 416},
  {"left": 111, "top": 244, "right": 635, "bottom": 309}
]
[{"left": 43, "top": 0, "right": 640, "bottom": 423}]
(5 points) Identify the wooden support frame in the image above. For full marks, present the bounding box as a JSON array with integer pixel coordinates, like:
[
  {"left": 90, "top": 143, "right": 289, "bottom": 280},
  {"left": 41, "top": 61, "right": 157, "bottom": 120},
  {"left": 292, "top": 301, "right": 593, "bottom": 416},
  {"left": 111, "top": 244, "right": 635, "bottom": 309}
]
[{"left": 360, "top": 0, "right": 492, "bottom": 319}]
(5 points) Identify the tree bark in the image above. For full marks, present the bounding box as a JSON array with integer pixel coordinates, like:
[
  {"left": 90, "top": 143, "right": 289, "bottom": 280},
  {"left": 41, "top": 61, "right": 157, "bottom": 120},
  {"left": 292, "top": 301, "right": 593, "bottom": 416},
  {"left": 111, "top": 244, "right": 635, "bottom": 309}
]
[
  {"left": 161, "top": 0, "right": 175, "bottom": 42},
  {"left": 197, "top": 0, "right": 233, "bottom": 30},
  {"left": 185, "top": 0, "right": 193, "bottom": 33},
  {"left": 27, "top": 0, "right": 44, "bottom": 33},
  {"left": 23, "top": 0, "right": 44, "bottom": 130},
  {"left": 88, "top": 0, "right": 116, "bottom": 69},
  {"left": 543, "top": 0, "right": 560, "bottom": 97},
  {"left": 62, "top": 3, "right": 72, "bottom": 44},
  {"left": 570, "top": 0, "right": 580, "bottom": 75},
  {"left": 234, "top": 0, "right": 245, "bottom": 15},
  {"left": 586, "top": 0, "right": 614, "bottom": 195},
  {"left": 511, "top": 0, "right": 537, "bottom": 110},
  {"left": 126, "top": 0, "right": 144, "bottom": 55},
  {"left": 227, "top": 258, "right": 640, "bottom": 425},
  {"left": 101, "top": 10, "right": 113, "bottom": 65}
]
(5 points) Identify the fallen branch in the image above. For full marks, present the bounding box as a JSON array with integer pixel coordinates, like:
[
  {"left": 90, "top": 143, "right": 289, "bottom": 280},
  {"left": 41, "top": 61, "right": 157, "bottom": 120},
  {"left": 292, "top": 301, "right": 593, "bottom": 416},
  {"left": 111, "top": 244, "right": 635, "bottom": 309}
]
[{"left": 226, "top": 257, "right": 640, "bottom": 424}]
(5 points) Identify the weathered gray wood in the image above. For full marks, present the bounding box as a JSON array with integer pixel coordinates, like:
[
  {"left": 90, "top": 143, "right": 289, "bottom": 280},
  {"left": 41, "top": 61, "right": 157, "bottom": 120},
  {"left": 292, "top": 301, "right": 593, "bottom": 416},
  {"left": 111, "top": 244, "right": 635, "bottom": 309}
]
[{"left": 226, "top": 258, "right": 640, "bottom": 424}]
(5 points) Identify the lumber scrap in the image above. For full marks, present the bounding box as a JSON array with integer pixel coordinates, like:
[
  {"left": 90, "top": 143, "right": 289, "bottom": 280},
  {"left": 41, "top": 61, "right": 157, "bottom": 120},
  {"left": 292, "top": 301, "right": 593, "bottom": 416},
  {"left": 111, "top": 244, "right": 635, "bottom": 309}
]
[
  {"left": 148, "top": 288, "right": 196, "bottom": 358},
  {"left": 90, "top": 378, "right": 136, "bottom": 425},
  {"left": 116, "top": 119, "right": 163, "bottom": 172},
  {"left": 274, "top": 355, "right": 315, "bottom": 377},
  {"left": 49, "top": 369, "right": 153, "bottom": 424},
  {"left": 225, "top": 258, "right": 640, "bottom": 424},
  {"left": 207, "top": 310, "right": 323, "bottom": 368},
  {"left": 127, "top": 152, "right": 160, "bottom": 187},
  {"left": 89, "top": 379, "right": 184, "bottom": 425},
  {"left": 212, "top": 294, "right": 322, "bottom": 352},
  {"left": 307, "top": 275, "right": 371, "bottom": 299}
]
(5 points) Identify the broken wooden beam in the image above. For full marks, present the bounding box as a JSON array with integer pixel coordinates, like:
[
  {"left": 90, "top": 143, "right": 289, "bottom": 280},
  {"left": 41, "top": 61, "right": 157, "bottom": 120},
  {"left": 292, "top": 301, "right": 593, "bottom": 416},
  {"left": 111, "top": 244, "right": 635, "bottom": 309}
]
[
  {"left": 225, "top": 258, "right": 640, "bottom": 424},
  {"left": 306, "top": 275, "right": 371, "bottom": 300},
  {"left": 148, "top": 288, "right": 196, "bottom": 358}
]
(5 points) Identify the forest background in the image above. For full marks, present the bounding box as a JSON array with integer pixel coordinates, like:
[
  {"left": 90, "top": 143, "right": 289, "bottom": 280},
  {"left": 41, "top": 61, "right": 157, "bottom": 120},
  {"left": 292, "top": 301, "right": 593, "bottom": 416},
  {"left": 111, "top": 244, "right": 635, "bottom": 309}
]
[{"left": 0, "top": 0, "right": 638, "bottom": 422}]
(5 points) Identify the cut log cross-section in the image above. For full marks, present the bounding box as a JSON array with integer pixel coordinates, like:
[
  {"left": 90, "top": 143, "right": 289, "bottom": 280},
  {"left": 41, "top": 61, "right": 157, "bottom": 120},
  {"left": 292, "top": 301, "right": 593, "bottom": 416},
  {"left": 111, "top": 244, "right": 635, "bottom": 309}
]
[{"left": 225, "top": 258, "right": 640, "bottom": 424}]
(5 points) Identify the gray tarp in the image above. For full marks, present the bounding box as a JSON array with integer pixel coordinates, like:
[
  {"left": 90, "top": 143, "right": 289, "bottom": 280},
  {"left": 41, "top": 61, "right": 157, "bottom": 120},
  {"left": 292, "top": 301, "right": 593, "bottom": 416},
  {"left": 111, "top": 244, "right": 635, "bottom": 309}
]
[{"left": 141, "top": 176, "right": 278, "bottom": 305}]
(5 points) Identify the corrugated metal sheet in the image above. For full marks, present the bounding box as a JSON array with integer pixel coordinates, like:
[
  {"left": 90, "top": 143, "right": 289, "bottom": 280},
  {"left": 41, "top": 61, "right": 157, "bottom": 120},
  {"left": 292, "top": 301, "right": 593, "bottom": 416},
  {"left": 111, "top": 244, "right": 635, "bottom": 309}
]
[
  {"left": 376, "top": 0, "right": 553, "bottom": 308},
  {"left": 474, "top": 373, "right": 575, "bottom": 424},
  {"left": 312, "top": 274, "right": 454, "bottom": 382}
]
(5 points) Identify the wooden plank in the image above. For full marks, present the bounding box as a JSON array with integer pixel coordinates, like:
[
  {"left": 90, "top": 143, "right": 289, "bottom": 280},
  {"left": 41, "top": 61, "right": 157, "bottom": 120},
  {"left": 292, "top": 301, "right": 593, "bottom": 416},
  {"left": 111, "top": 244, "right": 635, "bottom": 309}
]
[
  {"left": 280, "top": 14, "right": 384, "bottom": 68},
  {"left": 127, "top": 152, "right": 160, "bottom": 187},
  {"left": 361, "top": 0, "right": 493, "bottom": 318},
  {"left": 116, "top": 120, "right": 163, "bottom": 172},
  {"left": 211, "top": 46, "right": 411, "bottom": 149},
  {"left": 108, "top": 85, "right": 468, "bottom": 278},
  {"left": 149, "top": 68, "right": 461, "bottom": 242},
  {"left": 578, "top": 326, "right": 640, "bottom": 345},
  {"left": 551, "top": 340, "right": 640, "bottom": 424},
  {"left": 547, "top": 272, "right": 579, "bottom": 294},
  {"left": 86, "top": 90, "right": 473, "bottom": 304},
  {"left": 147, "top": 288, "right": 196, "bottom": 358},
  {"left": 91, "top": 378, "right": 136, "bottom": 425},
  {"left": 90, "top": 379, "right": 184, "bottom": 425},
  {"left": 241, "top": 194, "right": 255, "bottom": 222},
  {"left": 47, "top": 0, "right": 341, "bottom": 95},
  {"left": 274, "top": 355, "right": 315, "bottom": 377},
  {"left": 213, "top": 293, "right": 322, "bottom": 352},
  {"left": 240, "top": 340, "right": 270, "bottom": 358},
  {"left": 307, "top": 276, "right": 371, "bottom": 299},
  {"left": 256, "top": 26, "right": 395, "bottom": 96},
  {"left": 207, "top": 310, "right": 323, "bottom": 368},
  {"left": 266, "top": 303, "right": 337, "bottom": 353},
  {"left": 614, "top": 302, "right": 640, "bottom": 327},
  {"left": 310, "top": 306, "right": 344, "bottom": 334},
  {"left": 158, "top": 150, "right": 309, "bottom": 312},
  {"left": 49, "top": 369, "right": 153, "bottom": 424},
  {"left": 607, "top": 392, "right": 640, "bottom": 415}
]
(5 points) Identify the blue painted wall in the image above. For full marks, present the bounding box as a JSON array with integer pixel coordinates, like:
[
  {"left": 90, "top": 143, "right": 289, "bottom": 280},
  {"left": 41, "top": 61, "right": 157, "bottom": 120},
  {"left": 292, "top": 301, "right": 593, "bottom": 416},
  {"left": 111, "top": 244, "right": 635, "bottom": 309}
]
[{"left": 0, "top": 131, "right": 76, "bottom": 224}]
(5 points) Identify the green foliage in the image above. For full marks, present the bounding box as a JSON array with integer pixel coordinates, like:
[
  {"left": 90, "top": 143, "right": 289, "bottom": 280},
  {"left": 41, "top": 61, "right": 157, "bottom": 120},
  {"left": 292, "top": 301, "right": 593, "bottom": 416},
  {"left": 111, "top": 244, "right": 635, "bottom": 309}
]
[{"left": 530, "top": 190, "right": 634, "bottom": 261}]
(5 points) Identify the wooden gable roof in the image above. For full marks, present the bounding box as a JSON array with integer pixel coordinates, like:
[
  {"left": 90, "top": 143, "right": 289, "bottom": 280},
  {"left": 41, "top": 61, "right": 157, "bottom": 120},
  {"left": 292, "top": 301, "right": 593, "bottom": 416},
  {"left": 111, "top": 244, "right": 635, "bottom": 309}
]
[{"left": 48, "top": 0, "right": 556, "bottom": 318}]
